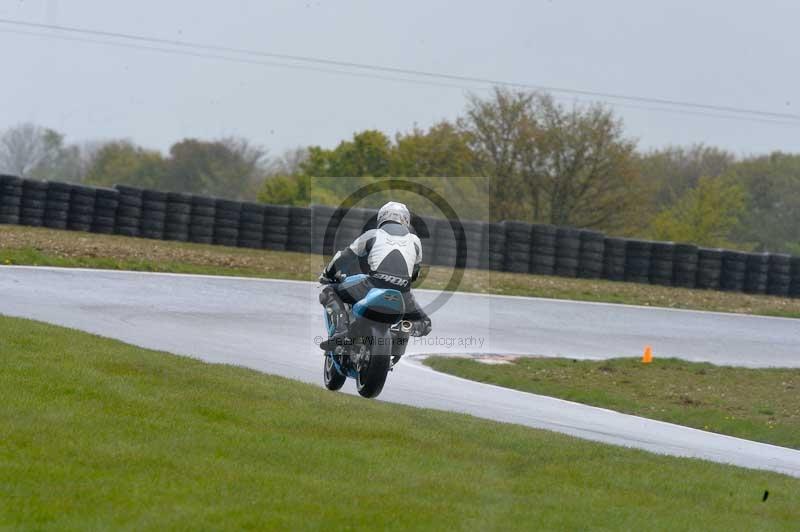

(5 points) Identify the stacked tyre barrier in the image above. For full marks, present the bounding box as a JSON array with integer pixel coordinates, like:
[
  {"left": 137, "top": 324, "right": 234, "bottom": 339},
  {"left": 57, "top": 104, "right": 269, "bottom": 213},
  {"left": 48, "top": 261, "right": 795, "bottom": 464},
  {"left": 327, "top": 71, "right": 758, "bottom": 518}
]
[
  {"left": 287, "top": 206, "right": 311, "bottom": 253},
  {"left": 461, "top": 220, "right": 484, "bottom": 269},
  {"left": 311, "top": 205, "right": 338, "bottom": 255},
  {"left": 20, "top": 179, "right": 47, "bottom": 227},
  {"left": 165, "top": 193, "right": 192, "bottom": 242},
  {"left": 115, "top": 186, "right": 142, "bottom": 237},
  {"left": 238, "top": 202, "right": 266, "bottom": 249},
  {"left": 0, "top": 175, "right": 22, "bottom": 225},
  {"left": 673, "top": 244, "right": 699, "bottom": 289},
  {"left": 720, "top": 251, "right": 748, "bottom": 292},
  {"left": 555, "top": 227, "right": 581, "bottom": 278},
  {"left": 189, "top": 195, "right": 215, "bottom": 244},
  {"left": 504, "top": 221, "right": 532, "bottom": 273},
  {"left": 530, "top": 224, "right": 557, "bottom": 275},
  {"left": 625, "top": 240, "right": 652, "bottom": 284},
  {"left": 44, "top": 181, "right": 71, "bottom": 230},
  {"left": 696, "top": 248, "right": 723, "bottom": 290},
  {"left": 767, "top": 254, "right": 792, "bottom": 297},
  {"left": 414, "top": 215, "right": 438, "bottom": 267},
  {"left": 92, "top": 188, "right": 118, "bottom": 234},
  {"left": 578, "top": 230, "right": 604, "bottom": 279},
  {"left": 744, "top": 253, "right": 769, "bottom": 295},
  {"left": 68, "top": 185, "right": 95, "bottom": 232},
  {"left": 264, "top": 204, "right": 291, "bottom": 251},
  {"left": 484, "top": 222, "right": 506, "bottom": 271},
  {"left": 2, "top": 175, "right": 800, "bottom": 299},
  {"left": 649, "top": 242, "right": 674, "bottom": 286},
  {"left": 431, "top": 218, "right": 481, "bottom": 269},
  {"left": 790, "top": 258, "right": 800, "bottom": 298},
  {"left": 603, "top": 238, "right": 626, "bottom": 281},
  {"left": 213, "top": 199, "right": 241, "bottom": 247},
  {"left": 432, "top": 219, "right": 460, "bottom": 267},
  {"left": 140, "top": 189, "right": 167, "bottom": 240}
]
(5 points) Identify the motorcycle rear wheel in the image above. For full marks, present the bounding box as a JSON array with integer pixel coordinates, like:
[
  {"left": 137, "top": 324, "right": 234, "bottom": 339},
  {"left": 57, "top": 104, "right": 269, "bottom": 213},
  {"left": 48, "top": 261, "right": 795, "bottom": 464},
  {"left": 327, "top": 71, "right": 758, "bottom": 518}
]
[{"left": 356, "top": 329, "right": 391, "bottom": 398}]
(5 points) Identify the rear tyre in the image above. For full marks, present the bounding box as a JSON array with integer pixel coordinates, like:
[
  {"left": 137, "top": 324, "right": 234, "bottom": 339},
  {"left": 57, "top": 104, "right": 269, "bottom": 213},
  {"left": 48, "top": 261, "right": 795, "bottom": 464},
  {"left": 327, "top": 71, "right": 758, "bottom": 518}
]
[
  {"left": 323, "top": 353, "right": 346, "bottom": 391},
  {"left": 356, "top": 328, "right": 391, "bottom": 398}
]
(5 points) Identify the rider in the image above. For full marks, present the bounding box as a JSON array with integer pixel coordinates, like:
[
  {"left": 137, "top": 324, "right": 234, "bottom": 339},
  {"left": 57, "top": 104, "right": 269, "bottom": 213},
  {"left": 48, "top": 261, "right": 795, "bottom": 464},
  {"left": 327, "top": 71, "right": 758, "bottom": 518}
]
[{"left": 318, "top": 201, "right": 432, "bottom": 351}]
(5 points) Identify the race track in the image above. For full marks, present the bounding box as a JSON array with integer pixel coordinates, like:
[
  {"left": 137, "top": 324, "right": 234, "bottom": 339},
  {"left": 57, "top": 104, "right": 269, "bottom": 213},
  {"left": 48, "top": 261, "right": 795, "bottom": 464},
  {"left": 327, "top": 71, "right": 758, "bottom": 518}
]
[{"left": 1, "top": 266, "right": 799, "bottom": 477}]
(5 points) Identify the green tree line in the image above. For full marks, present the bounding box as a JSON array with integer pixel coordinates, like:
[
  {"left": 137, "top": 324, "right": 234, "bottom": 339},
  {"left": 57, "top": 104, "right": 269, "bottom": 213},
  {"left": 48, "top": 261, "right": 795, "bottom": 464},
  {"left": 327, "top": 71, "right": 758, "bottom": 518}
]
[{"left": 1, "top": 88, "right": 799, "bottom": 253}]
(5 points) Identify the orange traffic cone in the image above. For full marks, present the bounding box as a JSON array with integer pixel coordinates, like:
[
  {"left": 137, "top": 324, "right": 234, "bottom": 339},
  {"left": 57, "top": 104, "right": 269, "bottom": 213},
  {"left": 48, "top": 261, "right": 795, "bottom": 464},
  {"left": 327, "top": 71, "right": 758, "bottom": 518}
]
[{"left": 642, "top": 346, "right": 653, "bottom": 364}]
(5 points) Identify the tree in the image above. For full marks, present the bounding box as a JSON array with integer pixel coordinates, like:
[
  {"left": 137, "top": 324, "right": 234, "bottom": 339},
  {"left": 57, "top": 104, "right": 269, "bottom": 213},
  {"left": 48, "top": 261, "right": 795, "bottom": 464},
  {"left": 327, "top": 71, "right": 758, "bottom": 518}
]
[
  {"left": 650, "top": 176, "right": 746, "bottom": 248},
  {"left": 257, "top": 174, "right": 342, "bottom": 206},
  {"left": 459, "top": 89, "right": 644, "bottom": 231},
  {"left": 458, "top": 88, "right": 534, "bottom": 220},
  {"left": 0, "top": 123, "right": 64, "bottom": 177},
  {"left": 165, "top": 137, "right": 267, "bottom": 198},
  {"left": 0, "top": 123, "right": 103, "bottom": 182},
  {"left": 527, "top": 94, "right": 643, "bottom": 231},
  {"left": 83, "top": 141, "right": 166, "bottom": 189},
  {"left": 258, "top": 174, "right": 311, "bottom": 206},
  {"left": 266, "top": 147, "right": 308, "bottom": 177},
  {"left": 302, "top": 130, "right": 393, "bottom": 179},
  {"left": 392, "top": 121, "right": 478, "bottom": 177},
  {"left": 724, "top": 152, "right": 800, "bottom": 252},
  {"left": 637, "top": 144, "right": 736, "bottom": 209}
]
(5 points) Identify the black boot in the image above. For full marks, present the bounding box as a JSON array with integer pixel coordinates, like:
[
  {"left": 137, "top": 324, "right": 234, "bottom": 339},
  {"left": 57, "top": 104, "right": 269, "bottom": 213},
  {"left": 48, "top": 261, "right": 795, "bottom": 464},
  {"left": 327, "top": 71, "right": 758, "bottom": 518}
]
[
  {"left": 319, "top": 332, "right": 352, "bottom": 351},
  {"left": 319, "top": 287, "right": 349, "bottom": 350}
]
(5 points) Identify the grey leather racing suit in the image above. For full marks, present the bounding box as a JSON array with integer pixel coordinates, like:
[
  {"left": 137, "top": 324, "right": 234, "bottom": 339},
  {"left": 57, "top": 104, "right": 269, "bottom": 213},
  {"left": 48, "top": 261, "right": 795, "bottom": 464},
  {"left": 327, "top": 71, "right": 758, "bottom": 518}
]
[{"left": 320, "top": 221, "right": 431, "bottom": 333}]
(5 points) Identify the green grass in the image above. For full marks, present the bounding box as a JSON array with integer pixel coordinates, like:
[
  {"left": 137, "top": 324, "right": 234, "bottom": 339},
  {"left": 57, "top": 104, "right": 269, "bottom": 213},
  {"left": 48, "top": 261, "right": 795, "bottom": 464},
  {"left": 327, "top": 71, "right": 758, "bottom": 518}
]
[
  {"left": 0, "top": 246, "right": 300, "bottom": 280},
  {"left": 1, "top": 316, "right": 799, "bottom": 530},
  {"left": 3, "top": 224, "right": 800, "bottom": 319},
  {"left": 425, "top": 356, "right": 800, "bottom": 449}
]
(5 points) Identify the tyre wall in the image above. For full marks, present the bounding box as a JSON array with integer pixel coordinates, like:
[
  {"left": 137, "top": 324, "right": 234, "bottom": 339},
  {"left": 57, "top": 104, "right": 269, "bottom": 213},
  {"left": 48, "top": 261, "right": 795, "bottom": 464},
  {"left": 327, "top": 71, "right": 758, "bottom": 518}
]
[{"left": 1, "top": 175, "right": 799, "bottom": 298}]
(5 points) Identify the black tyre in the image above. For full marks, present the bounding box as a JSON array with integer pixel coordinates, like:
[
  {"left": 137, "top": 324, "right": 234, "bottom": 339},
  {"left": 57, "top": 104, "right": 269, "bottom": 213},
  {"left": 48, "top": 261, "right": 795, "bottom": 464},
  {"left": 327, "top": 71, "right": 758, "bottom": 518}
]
[
  {"left": 115, "top": 226, "right": 139, "bottom": 237},
  {"left": 323, "top": 354, "right": 347, "bottom": 391},
  {"left": 356, "top": 327, "right": 392, "bottom": 398},
  {"left": 192, "top": 205, "right": 216, "bottom": 217}
]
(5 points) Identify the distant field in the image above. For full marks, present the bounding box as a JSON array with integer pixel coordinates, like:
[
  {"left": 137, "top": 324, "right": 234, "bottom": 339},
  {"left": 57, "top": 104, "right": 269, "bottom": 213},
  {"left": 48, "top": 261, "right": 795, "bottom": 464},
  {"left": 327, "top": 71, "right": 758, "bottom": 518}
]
[
  {"left": 2, "top": 225, "right": 800, "bottom": 318},
  {"left": 426, "top": 356, "right": 800, "bottom": 449},
  {"left": 1, "top": 315, "right": 798, "bottom": 530}
]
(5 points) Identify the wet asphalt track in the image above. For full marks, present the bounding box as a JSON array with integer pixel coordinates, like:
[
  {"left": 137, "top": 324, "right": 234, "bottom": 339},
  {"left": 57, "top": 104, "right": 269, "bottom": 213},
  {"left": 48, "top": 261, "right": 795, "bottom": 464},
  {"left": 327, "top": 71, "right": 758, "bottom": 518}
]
[{"left": 1, "top": 266, "right": 799, "bottom": 477}]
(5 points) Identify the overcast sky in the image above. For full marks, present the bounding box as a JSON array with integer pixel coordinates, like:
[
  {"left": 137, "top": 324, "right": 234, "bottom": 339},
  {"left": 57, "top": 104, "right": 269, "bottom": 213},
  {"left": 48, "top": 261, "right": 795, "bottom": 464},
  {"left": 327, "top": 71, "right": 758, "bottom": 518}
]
[{"left": 1, "top": 0, "right": 799, "bottom": 158}]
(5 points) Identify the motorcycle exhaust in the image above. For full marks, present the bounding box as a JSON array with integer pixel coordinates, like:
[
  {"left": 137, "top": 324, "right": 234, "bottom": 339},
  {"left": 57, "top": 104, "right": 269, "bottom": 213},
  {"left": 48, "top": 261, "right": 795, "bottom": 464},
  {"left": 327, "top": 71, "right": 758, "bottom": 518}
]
[{"left": 400, "top": 320, "right": 413, "bottom": 334}]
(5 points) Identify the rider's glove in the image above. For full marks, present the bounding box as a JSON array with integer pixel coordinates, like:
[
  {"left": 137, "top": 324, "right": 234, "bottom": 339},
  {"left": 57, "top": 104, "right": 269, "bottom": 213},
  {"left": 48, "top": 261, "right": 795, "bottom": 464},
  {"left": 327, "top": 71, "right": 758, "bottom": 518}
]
[
  {"left": 421, "top": 317, "right": 432, "bottom": 336},
  {"left": 319, "top": 271, "right": 345, "bottom": 284},
  {"left": 412, "top": 317, "right": 432, "bottom": 337}
]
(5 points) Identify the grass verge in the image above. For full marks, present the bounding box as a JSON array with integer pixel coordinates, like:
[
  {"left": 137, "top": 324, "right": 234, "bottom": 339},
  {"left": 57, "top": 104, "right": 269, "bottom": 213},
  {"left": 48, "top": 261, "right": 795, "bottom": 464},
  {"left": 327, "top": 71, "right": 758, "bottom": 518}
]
[
  {"left": 425, "top": 356, "right": 800, "bottom": 449},
  {"left": 1, "top": 315, "right": 798, "bottom": 529},
  {"left": 2, "top": 224, "right": 800, "bottom": 318}
]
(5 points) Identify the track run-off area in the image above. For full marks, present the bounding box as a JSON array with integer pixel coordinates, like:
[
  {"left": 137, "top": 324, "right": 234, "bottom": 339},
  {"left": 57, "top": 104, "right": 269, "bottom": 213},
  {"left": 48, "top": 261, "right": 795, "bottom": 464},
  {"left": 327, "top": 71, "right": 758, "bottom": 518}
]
[{"left": 1, "top": 266, "right": 799, "bottom": 477}]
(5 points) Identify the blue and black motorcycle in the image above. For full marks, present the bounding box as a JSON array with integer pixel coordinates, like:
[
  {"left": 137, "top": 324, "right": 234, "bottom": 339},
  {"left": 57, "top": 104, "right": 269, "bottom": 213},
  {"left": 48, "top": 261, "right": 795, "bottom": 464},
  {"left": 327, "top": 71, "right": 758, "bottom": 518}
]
[{"left": 320, "top": 273, "right": 413, "bottom": 398}]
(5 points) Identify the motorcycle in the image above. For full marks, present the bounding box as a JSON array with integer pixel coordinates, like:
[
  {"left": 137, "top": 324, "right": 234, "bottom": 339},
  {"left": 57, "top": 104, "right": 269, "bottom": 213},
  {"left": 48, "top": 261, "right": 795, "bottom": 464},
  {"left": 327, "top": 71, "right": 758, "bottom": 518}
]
[{"left": 320, "top": 273, "right": 415, "bottom": 398}]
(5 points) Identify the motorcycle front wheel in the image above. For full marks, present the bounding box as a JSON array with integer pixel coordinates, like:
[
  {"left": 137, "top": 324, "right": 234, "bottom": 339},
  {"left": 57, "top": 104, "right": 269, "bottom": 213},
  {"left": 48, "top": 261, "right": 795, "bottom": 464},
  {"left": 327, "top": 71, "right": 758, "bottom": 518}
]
[
  {"left": 356, "top": 326, "right": 391, "bottom": 398},
  {"left": 323, "top": 353, "right": 346, "bottom": 391}
]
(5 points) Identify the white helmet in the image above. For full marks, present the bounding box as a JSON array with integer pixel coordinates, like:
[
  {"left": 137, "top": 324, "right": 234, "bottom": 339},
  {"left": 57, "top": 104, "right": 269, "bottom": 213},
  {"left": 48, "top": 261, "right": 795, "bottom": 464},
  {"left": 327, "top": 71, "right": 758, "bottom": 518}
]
[{"left": 377, "top": 201, "right": 411, "bottom": 228}]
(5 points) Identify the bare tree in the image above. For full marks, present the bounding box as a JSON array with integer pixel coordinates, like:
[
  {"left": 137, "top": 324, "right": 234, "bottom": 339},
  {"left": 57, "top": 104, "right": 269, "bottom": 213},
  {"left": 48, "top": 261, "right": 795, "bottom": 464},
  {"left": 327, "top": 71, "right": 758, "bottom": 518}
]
[
  {"left": 267, "top": 146, "right": 308, "bottom": 177},
  {"left": 0, "top": 123, "right": 59, "bottom": 176},
  {"left": 0, "top": 123, "right": 94, "bottom": 182}
]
